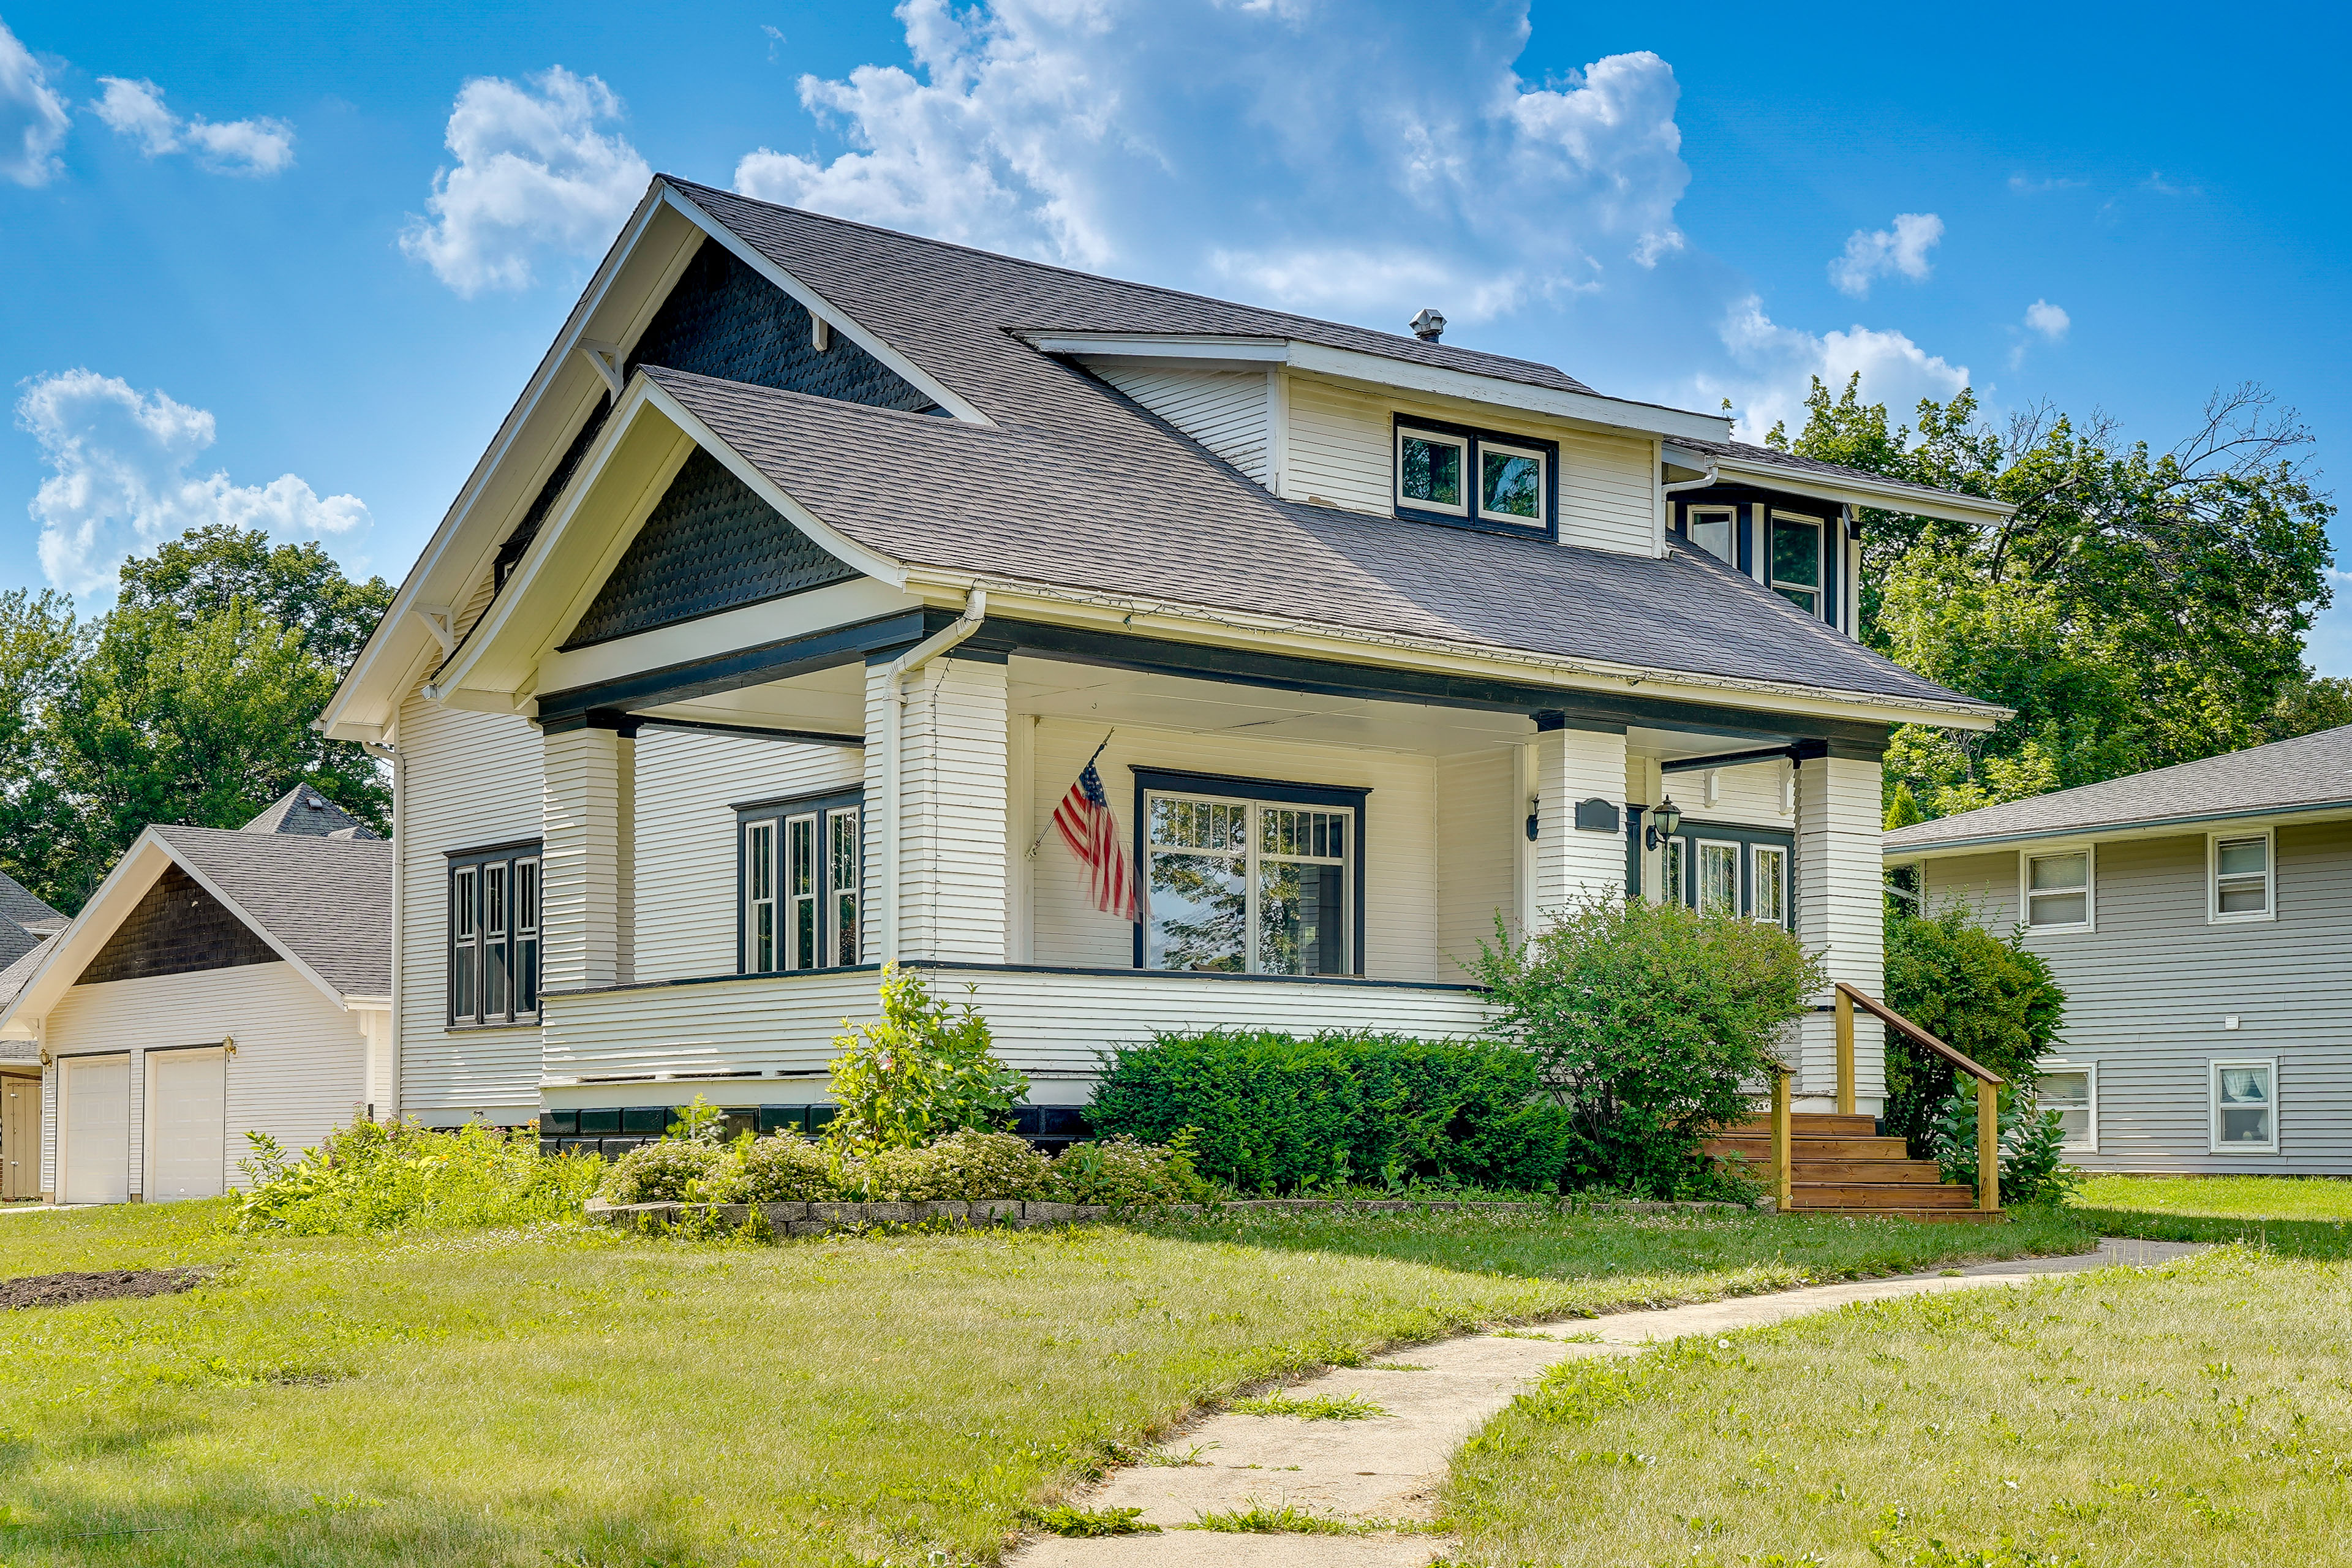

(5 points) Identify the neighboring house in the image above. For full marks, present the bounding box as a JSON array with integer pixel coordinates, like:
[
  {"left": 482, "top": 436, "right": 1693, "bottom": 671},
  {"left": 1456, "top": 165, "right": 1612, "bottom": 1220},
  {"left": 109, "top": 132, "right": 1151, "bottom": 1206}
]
[
  {"left": 0, "top": 870, "right": 68, "bottom": 1200},
  {"left": 1885, "top": 726, "right": 2352, "bottom": 1174},
  {"left": 316, "top": 176, "right": 2008, "bottom": 1152},
  {"left": 0, "top": 786, "right": 391, "bottom": 1203}
]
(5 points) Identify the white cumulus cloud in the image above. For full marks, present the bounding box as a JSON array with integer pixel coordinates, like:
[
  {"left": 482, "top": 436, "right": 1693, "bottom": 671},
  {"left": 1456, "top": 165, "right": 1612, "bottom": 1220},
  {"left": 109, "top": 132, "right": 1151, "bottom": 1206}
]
[
  {"left": 1700, "top": 296, "right": 1970, "bottom": 443},
  {"left": 0, "top": 18, "right": 70, "bottom": 187},
  {"left": 733, "top": 0, "right": 1688, "bottom": 330},
  {"left": 401, "top": 66, "right": 652, "bottom": 296},
  {"left": 2024, "top": 299, "right": 2070, "bottom": 341},
  {"left": 17, "top": 370, "right": 369, "bottom": 596},
  {"left": 1828, "top": 212, "right": 1943, "bottom": 299},
  {"left": 90, "top": 76, "right": 295, "bottom": 175}
]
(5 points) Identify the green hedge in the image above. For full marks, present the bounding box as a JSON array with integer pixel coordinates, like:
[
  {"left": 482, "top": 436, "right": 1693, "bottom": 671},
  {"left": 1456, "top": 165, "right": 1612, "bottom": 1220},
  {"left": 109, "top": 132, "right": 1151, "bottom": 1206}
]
[{"left": 1087, "top": 1029, "right": 1572, "bottom": 1194}]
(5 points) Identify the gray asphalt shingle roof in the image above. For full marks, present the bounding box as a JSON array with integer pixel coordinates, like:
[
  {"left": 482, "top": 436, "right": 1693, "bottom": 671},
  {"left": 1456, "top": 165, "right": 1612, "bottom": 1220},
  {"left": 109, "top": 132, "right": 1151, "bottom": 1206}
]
[
  {"left": 1672, "top": 435, "right": 2003, "bottom": 512},
  {"left": 1885, "top": 724, "right": 2352, "bottom": 853},
  {"left": 154, "top": 826, "right": 391, "bottom": 996},
  {"left": 0, "top": 932, "right": 53, "bottom": 1013},
  {"left": 0, "top": 869, "right": 64, "bottom": 935},
  {"left": 242, "top": 784, "right": 381, "bottom": 839}
]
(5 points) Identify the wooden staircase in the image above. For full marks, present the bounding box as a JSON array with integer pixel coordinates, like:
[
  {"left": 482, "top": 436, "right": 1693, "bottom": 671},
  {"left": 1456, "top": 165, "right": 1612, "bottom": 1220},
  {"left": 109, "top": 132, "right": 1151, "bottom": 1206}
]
[{"left": 1703, "top": 1112, "right": 1996, "bottom": 1222}]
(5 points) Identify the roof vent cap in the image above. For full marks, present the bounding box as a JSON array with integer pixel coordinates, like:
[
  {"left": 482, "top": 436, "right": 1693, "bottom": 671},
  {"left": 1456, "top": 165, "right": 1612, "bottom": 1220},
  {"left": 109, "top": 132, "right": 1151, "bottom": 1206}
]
[{"left": 1408, "top": 307, "right": 1446, "bottom": 342}]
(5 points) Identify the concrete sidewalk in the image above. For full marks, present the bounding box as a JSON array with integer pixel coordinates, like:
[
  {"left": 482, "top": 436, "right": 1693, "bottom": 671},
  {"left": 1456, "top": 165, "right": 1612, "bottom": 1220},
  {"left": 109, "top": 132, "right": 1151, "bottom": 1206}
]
[{"left": 1014, "top": 1237, "right": 2206, "bottom": 1567}]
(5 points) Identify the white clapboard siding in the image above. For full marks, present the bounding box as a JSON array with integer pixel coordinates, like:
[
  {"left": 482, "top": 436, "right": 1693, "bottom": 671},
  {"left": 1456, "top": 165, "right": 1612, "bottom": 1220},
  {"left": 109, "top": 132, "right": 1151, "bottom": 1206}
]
[
  {"left": 1284, "top": 378, "right": 1659, "bottom": 556},
  {"left": 1433, "top": 749, "right": 1516, "bottom": 980},
  {"left": 543, "top": 965, "right": 1492, "bottom": 1084},
  {"left": 1537, "top": 727, "right": 1629, "bottom": 911},
  {"left": 543, "top": 726, "right": 626, "bottom": 992},
  {"left": 900, "top": 660, "right": 1009, "bottom": 961},
  {"left": 394, "top": 693, "right": 547, "bottom": 1120},
  {"left": 633, "top": 726, "right": 865, "bottom": 983},
  {"left": 40, "top": 963, "right": 366, "bottom": 1194},
  {"left": 1029, "top": 717, "right": 1439, "bottom": 982},
  {"left": 1924, "top": 826, "right": 2352, "bottom": 1174},
  {"left": 1095, "top": 367, "right": 1268, "bottom": 481},
  {"left": 1795, "top": 756, "right": 1885, "bottom": 1104}
]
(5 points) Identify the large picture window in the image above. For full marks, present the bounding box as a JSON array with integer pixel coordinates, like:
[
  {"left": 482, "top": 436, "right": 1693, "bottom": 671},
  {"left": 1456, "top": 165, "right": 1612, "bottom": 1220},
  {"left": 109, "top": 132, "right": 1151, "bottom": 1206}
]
[
  {"left": 1393, "top": 416, "right": 1556, "bottom": 537},
  {"left": 1133, "top": 769, "right": 1367, "bottom": 977},
  {"left": 448, "top": 843, "right": 540, "bottom": 1026},
  {"left": 1653, "top": 820, "right": 1793, "bottom": 927},
  {"left": 739, "top": 790, "right": 861, "bottom": 973}
]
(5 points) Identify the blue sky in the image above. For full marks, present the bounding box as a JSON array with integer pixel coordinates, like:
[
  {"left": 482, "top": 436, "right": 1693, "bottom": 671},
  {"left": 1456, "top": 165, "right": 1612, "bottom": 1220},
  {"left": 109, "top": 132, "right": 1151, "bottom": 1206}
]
[{"left": 3, "top": 2, "right": 2347, "bottom": 663}]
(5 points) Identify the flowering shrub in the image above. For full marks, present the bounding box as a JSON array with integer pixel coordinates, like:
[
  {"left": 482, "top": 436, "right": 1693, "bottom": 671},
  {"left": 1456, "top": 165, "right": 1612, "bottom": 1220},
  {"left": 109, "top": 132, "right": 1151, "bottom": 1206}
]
[
  {"left": 1044, "top": 1134, "right": 1209, "bottom": 1207},
  {"left": 601, "top": 1137, "right": 730, "bottom": 1204},
  {"left": 723, "top": 1132, "right": 836, "bottom": 1202},
  {"left": 851, "top": 1128, "right": 1050, "bottom": 1202},
  {"left": 234, "top": 1119, "right": 601, "bottom": 1234}
]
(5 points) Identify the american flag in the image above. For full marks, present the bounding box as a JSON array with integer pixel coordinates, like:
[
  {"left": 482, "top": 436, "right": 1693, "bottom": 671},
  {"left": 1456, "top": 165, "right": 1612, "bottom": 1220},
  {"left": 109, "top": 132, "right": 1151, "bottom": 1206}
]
[{"left": 1052, "top": 755, "right": 1142, "bottom": 923}]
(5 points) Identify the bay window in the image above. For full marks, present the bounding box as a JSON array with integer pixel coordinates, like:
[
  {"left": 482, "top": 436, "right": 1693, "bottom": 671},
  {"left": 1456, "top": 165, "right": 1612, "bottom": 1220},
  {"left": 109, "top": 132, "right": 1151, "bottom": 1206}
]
[{"left": 1135, "top": 769, "right": 1366, "bottom": 976}]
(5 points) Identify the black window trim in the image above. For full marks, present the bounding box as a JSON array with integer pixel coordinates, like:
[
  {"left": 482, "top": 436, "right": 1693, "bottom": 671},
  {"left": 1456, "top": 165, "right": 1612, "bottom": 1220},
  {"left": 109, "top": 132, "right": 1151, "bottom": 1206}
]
[
  {"left": 1657, "top": 816, "right": 1795, "bottom": 929},
  {"left": 1391, "top": 413, "right": 1559, "bottom": 540},
  {"left": 446, "top": 840, "right": 543, "bottom": 1028},
  {"left": 734, "top": 786, "right": 865, "bottom": 975},
  {"left": 1129, "top": 766, "right": 1370, "bottom": 976}
]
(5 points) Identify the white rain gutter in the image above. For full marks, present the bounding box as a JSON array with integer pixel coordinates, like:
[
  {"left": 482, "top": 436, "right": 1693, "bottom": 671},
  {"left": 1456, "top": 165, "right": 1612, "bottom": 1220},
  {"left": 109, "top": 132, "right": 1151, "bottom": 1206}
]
[
  {"left": 1661, "top": 462, "right": 1720, "bottom": 497},
  {"left": 877, "top": 590, "right": 987, "bottom": 961}
]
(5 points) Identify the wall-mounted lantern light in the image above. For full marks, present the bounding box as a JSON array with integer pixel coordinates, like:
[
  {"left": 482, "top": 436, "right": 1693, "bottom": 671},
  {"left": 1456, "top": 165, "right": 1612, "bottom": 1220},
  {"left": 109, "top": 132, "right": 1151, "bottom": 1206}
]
[
  {"left": 1645, "top": 796, "right": 1684, "bottom": 850},
  {"left": 1525, "top": 796, "right": 1540, "bottom": 842}
]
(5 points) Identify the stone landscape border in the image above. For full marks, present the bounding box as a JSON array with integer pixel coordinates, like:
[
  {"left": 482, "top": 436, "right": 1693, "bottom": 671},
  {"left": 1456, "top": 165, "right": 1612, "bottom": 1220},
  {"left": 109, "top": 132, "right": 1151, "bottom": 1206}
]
[{"left": 581, "top": 1195, "right": 1751, "bottom": 1237}]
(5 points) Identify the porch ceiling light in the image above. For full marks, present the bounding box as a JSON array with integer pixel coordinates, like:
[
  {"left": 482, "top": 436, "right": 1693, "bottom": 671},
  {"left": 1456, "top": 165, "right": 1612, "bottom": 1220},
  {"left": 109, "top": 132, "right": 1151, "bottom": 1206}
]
[{"left": 1646, "top": 796, "right": 1683, "bottom": 849}]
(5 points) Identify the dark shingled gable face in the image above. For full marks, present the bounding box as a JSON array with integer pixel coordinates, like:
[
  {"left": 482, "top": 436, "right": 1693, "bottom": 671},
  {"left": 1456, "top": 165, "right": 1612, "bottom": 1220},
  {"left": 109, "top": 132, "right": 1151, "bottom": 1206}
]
[
  {"left": 559, "top": 446, "right": 864, "bottom": 649},
  {"left": 77, "top": 865, "right": 277, "bottom": 987}
]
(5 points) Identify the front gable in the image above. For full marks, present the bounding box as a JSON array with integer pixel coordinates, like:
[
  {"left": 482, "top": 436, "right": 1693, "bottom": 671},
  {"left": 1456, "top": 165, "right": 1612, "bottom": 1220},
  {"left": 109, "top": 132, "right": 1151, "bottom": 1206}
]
[{"left": 77, "top": 864, "right": 277, "bottom": 987}]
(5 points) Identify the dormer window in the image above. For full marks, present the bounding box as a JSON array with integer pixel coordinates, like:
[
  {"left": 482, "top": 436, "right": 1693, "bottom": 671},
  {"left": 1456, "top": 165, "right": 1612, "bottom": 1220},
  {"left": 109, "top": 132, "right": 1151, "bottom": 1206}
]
[
  {"left": 1686, "top": 507, "right": 1735, "bottom": 565},
  {"left": 1393, "top": 417, "right": 1555, "bottom": 537},
  {"left": 1769, "top": 512, "right": 1823, "bottom": 614}
]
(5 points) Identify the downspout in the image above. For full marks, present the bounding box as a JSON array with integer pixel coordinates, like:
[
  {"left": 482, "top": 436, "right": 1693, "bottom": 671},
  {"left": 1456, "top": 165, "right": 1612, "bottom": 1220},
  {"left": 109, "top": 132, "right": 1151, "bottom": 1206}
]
[
  {"left": 1659, "top": 463, "right": 1719, "bottom": 555},
  {"left": 878, "top": 590, "right": 988, "bottom": 963}
]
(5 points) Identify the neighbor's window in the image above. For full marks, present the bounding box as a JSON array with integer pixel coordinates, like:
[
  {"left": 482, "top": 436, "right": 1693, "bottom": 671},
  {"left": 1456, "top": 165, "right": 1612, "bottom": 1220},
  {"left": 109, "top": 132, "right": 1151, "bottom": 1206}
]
[
  {"left": 1685, "top": 506, "right": 1735, "bottom": 565},
  {"left": 1394, "top": 419, "right": 1553, "bottom": 533},
  {"left": 1142, "top": 782, "right": 1359, "bottom": 976},
  {"left": 449, "top": 843, "right": 541, "bottom": 1025},
  {"left": 1769, "top": 512, "right": 1823, "bottom": 616},
  {"left": 2024, "top": 850, "right": 2092, "bottom": 929},
  {"left": 2211, "top": 1060, "right": 2276, "bottom": 1153},
  {"left": 2211, "top": 832, "right": 2272, "bottom": 921},
  {"left": 739, "top": 790, "right": 861, "bottom": 973},
  {"left": 2037, "top": 1064, "right": 2097, "bottom": 1153}
]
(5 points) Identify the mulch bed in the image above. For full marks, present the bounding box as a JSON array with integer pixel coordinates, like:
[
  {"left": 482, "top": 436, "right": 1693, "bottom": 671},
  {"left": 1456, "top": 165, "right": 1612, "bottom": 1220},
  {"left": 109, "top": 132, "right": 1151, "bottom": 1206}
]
[{"left": 0, "top": 1268, "right": 207, "bottom": 1311}]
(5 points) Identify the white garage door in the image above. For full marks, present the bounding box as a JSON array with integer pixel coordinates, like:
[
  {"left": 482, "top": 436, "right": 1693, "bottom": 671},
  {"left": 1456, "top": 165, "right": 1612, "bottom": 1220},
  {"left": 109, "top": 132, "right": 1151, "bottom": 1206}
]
[
  {"left": 61, "top": 1055, "right": 130, "bottom": 1205},
  {"left": 148, "top": 1050, "right": 227, "bottom": 1201}
]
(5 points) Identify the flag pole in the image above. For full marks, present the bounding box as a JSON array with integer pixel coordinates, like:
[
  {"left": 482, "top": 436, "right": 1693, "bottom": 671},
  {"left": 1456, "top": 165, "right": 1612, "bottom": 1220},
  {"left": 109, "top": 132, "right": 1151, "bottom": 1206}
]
[{"left": 1027, "top": 729, "right": 1115, "bottom": 859}]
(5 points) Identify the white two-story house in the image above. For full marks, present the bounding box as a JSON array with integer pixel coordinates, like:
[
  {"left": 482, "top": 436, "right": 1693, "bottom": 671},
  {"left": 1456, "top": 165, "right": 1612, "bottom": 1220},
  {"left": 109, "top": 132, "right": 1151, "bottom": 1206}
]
[{"left": 317, "top": 177, "right": 2009, "bottom": 1152}]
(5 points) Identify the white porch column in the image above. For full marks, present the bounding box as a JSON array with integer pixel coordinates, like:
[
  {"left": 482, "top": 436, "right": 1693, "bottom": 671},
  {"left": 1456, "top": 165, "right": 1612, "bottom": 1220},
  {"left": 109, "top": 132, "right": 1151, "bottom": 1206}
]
[
  {"left": 1532, "top": 720, "right": 1629, "bottom": 923},
  {"left": 1795, "top": 749, "right": 1884, "bottom": 1113},
  {"left": 864, "top": 656, "right": 1011, "bottom": 963},
  {"left": 541, "top": 721, "right": 635, "bottom": 992}
]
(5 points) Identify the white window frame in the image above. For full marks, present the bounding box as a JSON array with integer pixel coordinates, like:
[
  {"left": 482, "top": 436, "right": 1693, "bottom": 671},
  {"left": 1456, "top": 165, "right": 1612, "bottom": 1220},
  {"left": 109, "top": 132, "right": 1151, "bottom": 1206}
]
[
  {"left": 1476, "top": 439, "right": 1549, "bottom": 524},
  {"left": 1394, "top": 426, "right": 1469, "bottom": 517},
  {"left": 2020, "top": 843, "right": 2095, "bottom": 933},
  {"left": 1685, "top": 505, "right": 1736, "bottom": 566},
  {"left": 2207, "top": 828, "right": 2275, "bottom": 924},
  {"left": 1767, "top": 510, "right": 1824, "bottom": 617},
  {"left": 1749, "top": 842, "right": 1789, "bottom": 926},
  {"left": 2035, "top": 1060, "right": 2098, "bottom": 1153},
  {"left": 2209, "top": 1057, "right": 2278, "bottom": 1155},
  {"left": 1694, "top": 838, "right": 1741, "bottom": 917}
]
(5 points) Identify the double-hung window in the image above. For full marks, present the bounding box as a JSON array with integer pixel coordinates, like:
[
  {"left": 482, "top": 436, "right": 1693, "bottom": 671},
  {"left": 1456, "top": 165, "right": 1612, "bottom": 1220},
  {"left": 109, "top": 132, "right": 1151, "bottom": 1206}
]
[
  {"left": 739, "top": 790, "right": 862, "bottom": 973},
  {"left": 2211, "top": 1059, "right": 2277, "bottom": 1153},
  {"left": 1769, "top": 512, "right": 1823, "bottom": 616},
  {"left": 2024, "top": 849, "right": 2092, "bottom": 930},
  {"left": 1393, "top": 417, "right": 1556, "bottom": 536},
  {"left": 2036, "top": 1063, "right": 2097, "bottom": 1152},
  {"left": 1136, "top": 770, "right": 1366, "bottom": 976},
  {"left": 2210, "top": 831, "right": 2273, "bottom": 921},
  {"left": 448, "top": 843, "right": 541, "bottom": 1025}
]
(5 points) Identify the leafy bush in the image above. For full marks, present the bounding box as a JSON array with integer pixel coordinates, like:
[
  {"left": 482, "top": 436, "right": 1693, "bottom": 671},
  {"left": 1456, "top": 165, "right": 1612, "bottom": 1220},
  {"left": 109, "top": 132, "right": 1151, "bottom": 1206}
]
[
  {"left": 1090, "top": 1028, "right": 1573, "bottom": 1194},
  {"left": 1927, "top": 1087, "right": 2084, "bottom": 1207},
  {"left": 601, "top": 1137, "right": 731, "bottom": 1204},
  {"left": 1885, "top": 901, "right": 2067, "bottom": 1156},
  {"left": 826, "top": 965, "right": 1030, "bottom": 1150},
  {"left": 1044, "top": 1133, "right": 1210, "bottom": 1207},
  {"left": 234, "top": 1119, "right": 601, "bottom": 1234},
  {"left": 723, "top": 1131, "right": 835, "bottom": 1202},
  {"left": 848, "top": 1128, "right": 1050, "bottom": 1202},
  {"left": 1468, "top": 894, "right": 1823, "bottom": 1198}
]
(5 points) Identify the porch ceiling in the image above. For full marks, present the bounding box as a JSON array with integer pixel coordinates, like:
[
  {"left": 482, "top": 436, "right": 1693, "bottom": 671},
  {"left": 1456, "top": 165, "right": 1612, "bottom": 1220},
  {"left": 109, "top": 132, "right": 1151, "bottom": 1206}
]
[{"left": 1013, "top": 657, "right": 1528, "bottom": 755}]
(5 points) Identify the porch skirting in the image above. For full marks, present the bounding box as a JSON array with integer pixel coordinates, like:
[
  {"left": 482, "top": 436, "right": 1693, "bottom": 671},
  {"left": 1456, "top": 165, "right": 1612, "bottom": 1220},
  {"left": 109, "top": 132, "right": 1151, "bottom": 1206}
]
[{"left": 539, "top": 963, "right": 1494, "bottom": 1087}]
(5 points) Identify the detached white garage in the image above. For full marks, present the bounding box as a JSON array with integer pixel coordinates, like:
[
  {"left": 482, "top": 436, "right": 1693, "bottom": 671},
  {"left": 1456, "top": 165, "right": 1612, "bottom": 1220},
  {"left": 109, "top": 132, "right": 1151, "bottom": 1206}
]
[{"left": 0, "top": 788, "right": 391, "bottom": 1204}]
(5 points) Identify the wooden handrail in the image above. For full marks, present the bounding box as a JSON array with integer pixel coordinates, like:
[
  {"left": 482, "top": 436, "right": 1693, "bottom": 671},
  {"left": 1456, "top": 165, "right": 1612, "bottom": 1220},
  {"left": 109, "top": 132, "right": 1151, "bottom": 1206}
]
[{"left": 1835, "top": 982, "right": 2004, "bottom": 1085}]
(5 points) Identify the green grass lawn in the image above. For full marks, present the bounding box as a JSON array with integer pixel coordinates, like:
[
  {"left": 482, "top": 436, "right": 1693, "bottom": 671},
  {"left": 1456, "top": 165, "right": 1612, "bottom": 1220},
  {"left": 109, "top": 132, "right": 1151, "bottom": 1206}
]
[
  {"left": 1446, "top": 1246, "right": 2352, "bottom": 1567},
  {"left": 0, "top": 1202, "right": 2096, "bottom": 1566},
  {"left": 2071, "top": 1174, "right": 2352, "bottom": 1259}
]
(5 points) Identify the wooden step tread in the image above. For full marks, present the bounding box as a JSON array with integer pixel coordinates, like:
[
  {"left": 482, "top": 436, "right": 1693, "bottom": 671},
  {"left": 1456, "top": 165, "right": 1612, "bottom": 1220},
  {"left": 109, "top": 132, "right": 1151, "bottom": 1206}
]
[
  {"left": 1704, "top": 1137, "right": 1914, "bottom": 1159},
  {"left": 1793, "top": 1185, "right": 1980, "bottom": 1208}
]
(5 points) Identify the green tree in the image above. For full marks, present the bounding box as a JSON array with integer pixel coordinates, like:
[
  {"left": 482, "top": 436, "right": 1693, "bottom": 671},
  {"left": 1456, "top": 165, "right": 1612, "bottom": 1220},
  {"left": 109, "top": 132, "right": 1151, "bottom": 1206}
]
[
  {"left": 0, "top": 589, "right": 82, "bottom": 905},
  {"left": 116, "top": 523, "right": 393, "bottom": 673},
  {"left": 1881, "top": 902, "right": 2066, "bottom": 1157},
  {"left": 1774, "top": 378, "right": 2339, "bottom": 815}
]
